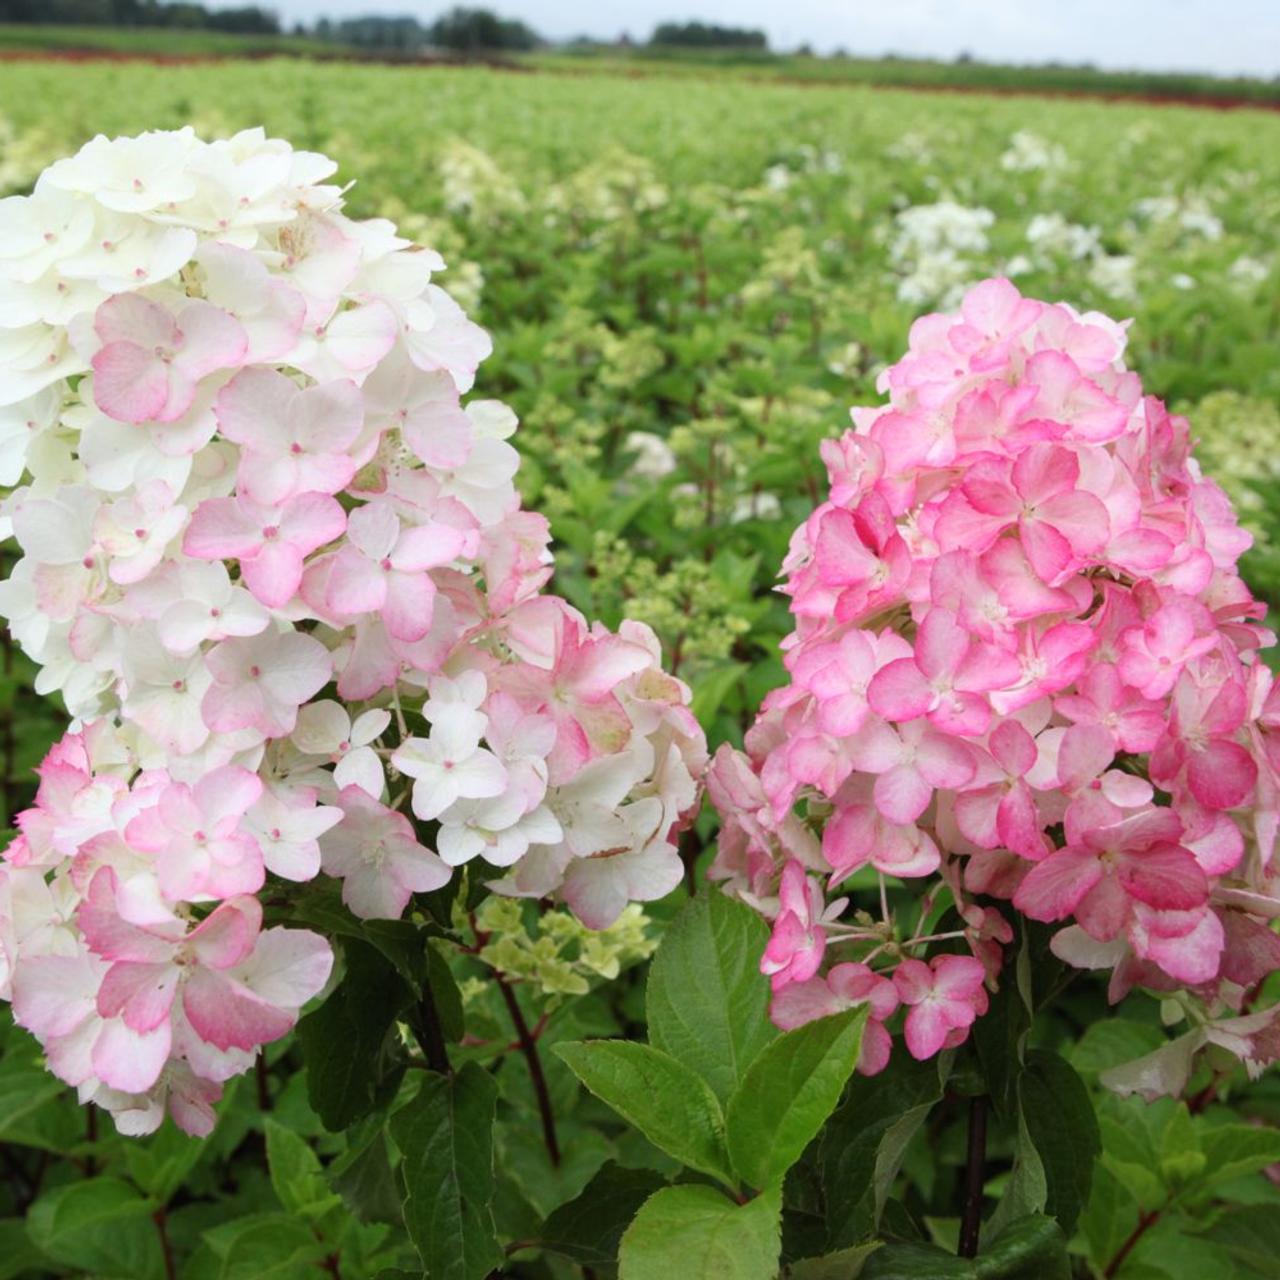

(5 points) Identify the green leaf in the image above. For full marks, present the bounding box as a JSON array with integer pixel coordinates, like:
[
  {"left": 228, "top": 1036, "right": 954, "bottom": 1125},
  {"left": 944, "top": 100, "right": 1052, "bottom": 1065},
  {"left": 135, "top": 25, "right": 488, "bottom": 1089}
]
[
  {"left": 540, "top": 1162, "right": 668, "bottom": 1268},
  {"left": 556, "top": 1039, "right": 733, "bottom": 1185},
  {"left": 124, "top": 1121, "right": 206, "bottom": 1204},
  {"left": 25, "top": 1177, "right": 164, "bottom": 1279},
  {"left": 726, "top": 1008, "right": 867, "bottom": 1190},
  {"left": 1070, "top": 1021, "right": 1165, "bottom": 1079},
  {"left": 329, "top": 1127, "right": 403, "bottom": 1226},
  {"left": 203, "top": 1215, "right": 329, "bottom": 1280},
  {"left": 390, "top": 1061, "right": 502, "bottom": 1280},
  {"left": 0, "top": 1219, "right": 52, "bottom": 1280},
  {"left": 1198, "top": 1204, "right": 1280, "bottom": 1277},
  {"left": 1197, "top": 1124, "right": 1280, "bottom": 1195},
  {"left": 264, "top": 1119, "right": 342, "bottom": 1218},
  {"left": 1016, "top": 1049, "right": 1099, "bottom": 1235},
  {"left": 296, "top": 939, "right": 411, "bottom": 1130},
  {"left": 821, "top": 1054, "right": 948, "bottom": 1247},
  {"left": 860, "top": 1215, "right": 1068, "bottom": 1280},
  {"left": 618, "top": 1184, "right": 782, "bottom": 1280},
  {"left": 646, "top": 890, "right": 777, "bottom": 1104},
  {"left": 497, "top": 1116, "right": 612, "bottom": 1217},
  {"left": 787, "top": 1242, "right": 884, "bottom": 1279},
  {"left": 970, "top": 964, "right": 1030, "bottom": 1121}
]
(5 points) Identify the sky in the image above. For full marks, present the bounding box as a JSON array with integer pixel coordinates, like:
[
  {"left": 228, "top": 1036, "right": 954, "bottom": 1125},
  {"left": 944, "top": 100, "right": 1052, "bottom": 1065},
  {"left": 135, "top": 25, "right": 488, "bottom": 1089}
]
[{"left": 263, "top": 0, "right": 1280, "bottom": 77}]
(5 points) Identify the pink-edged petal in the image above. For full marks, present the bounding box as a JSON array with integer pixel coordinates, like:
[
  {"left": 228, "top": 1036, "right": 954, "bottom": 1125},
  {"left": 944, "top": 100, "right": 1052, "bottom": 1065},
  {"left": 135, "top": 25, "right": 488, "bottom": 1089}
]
[
  {"left": 183, "top": 968, "right": 293, "bottom": 1052},
  {"left": 92, "top": 342, "right": 168, "bottom": 423},
  {"left": 1013, "top": 847, "right": 1103, "bottom": 920},
  {"left": 874, "top": 764, "right": 932, "bottom": 824},
  {"left": 868, "top": 658, "right": 931, "bottom": 722},
  {"left": 1188, "top": 740, "right": 1257, "bottom": 811}
]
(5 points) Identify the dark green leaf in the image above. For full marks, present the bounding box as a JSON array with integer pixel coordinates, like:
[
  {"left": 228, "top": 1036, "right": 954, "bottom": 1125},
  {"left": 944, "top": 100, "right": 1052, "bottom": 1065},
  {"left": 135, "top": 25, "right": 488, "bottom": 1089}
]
[
  {"left": 390, "top": 1061, "right": 502, "bottom": 1280},
  {"left": 540, "top": 1162, "right": 668, "bottom": 1268},
  {"left": 297, "top": 939, "right": 411, "bottom": 1130},
  {"left": 264, "top": 1119, "right": 341, "bottom": 1218},
  {"left": 821, "top": 1054, "right": 948, "bottom": 1248},
  {"left": 25, "top": 1177, "right": 163, "bottom": 1279},
  {"left": 1017, "top": 1049, "right": 1099, "bottom": 1235}
]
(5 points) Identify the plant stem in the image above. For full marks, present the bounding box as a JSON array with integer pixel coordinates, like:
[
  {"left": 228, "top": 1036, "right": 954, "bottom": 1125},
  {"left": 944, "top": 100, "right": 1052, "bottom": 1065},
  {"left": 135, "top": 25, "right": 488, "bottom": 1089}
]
[
  {"left": 496, "top": 975, "right": 560, "bottom": 1168},
  {"left": 1103, "top": 1209, "right": 1160, "bottom": 1278},
  {"left": 154, "top": 1208, "right": 176, "bottom": 1280},
  {"left": 413, "top": 972, "right": 452, "bottom": 1076},
  {"left": 255, "top": 1051, "right": 273, "bottom": 1111},
  {"left": 958, "top": 1095, "right": 988, "bottom": 1259}
]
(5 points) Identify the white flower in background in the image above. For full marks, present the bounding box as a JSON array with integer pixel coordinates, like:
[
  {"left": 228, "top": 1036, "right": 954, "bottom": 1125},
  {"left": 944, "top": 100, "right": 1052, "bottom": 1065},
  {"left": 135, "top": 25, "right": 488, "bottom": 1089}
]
[
  {"left": 999, "top": 130, "right": 1067, "bottom": 173},
  {"left": 624, "top": 431, "right": 678, "bottom": 480},
  {"left": 1026, "top": 212, "right": 1101, "bottom": 261}
]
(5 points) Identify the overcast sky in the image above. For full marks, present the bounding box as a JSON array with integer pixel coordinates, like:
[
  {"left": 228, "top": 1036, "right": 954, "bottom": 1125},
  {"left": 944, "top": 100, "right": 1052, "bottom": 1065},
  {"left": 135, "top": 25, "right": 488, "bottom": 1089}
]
[{"left": 264, "top": 0, "right": 1280, "bottom": 76}]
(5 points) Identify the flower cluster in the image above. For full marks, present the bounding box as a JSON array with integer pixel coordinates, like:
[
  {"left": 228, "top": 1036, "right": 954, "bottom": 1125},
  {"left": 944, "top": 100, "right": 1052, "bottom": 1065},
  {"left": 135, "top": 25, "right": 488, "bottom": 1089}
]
[
  {"left": 0, "top": 128, "right": 705, "bottom": 1135},
  {"left": 710, "top": 277, "right": 1280, "bottom": 1086}
]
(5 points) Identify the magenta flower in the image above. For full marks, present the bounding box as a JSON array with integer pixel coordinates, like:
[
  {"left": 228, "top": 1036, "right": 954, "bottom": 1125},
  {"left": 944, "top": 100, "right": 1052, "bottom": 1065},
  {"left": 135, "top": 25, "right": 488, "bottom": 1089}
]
[
  {"left": 894, "top": 955, "right": 989, "bottom": 1061},
  {"left": 761, "top": 862, "right": 832, "bottom": 992},
  {"left": 772, "top": 961, "right": 900, "bottom": 1075},
  {"left": 938, "top": 442, "right": 1111, "bottom": 584},
  {"left": 868, "top": 608, "right": 1020, "bottom": 738}
]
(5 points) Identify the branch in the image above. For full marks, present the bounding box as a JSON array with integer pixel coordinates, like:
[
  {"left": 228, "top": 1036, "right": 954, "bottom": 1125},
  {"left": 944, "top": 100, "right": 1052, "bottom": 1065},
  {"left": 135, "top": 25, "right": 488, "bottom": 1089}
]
[
  {"left": 958, "top": 1095, "right": 988, "bottom": 1259},
  {"left": 495, "top": 975, "right": 560, "bottom": 1168}
]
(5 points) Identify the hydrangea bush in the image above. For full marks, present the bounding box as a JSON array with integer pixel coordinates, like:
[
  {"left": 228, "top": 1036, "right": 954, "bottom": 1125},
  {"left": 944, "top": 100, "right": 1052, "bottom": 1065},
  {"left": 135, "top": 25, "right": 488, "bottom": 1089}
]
[
  {"left": 711, "top": 276, "right": 1280, "bottom": 1095},
  {"left": 0, "top": 128, "right": 705, "bottom": 1138}
]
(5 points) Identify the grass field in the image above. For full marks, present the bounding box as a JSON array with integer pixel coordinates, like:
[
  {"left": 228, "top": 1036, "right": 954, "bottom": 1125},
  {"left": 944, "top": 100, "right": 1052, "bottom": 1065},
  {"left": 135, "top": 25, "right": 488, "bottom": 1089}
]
[{"left": 3, "top": 51, "right": 1280, "bottom": 1280}]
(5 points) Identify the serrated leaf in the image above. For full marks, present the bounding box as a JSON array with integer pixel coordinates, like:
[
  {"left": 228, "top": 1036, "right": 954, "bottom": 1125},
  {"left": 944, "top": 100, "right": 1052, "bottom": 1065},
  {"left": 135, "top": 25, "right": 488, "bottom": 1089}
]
[
  {"left": 1197, "top": 1124, "right": 1280, "bottom": 1194},
  {"left": 618, "top": 1183, "right": 782, "bottom": 1280},
  {"left": 25, "top": 1177, "right": 163, "bottom": 1279},
  {"left": 390, "top": 1062, "right": 502, "bottom": 1280},
  {"left": 264, "top": 1119, "right": 341, "bottom": 1218},
  {"left": 556, "top": 1039, "right": 733, "bottom": 1185},
  {"left": 787, "top": 1242, "right": 884, "bottom": 1279},
  {"left": 1198, "top": 1204, "right": 1280, "bottom": 1277},
  {"left": 646, "top": 890, "right": 777, "bottom": 1104},
  {"left": 860, "top": 1214, "right": 1068, "bottom": 1280},
  {"left": 540, "top": 1162, "right": 668, "bottom": 1268},
  {"left": 727, "top": 1008, "right": 867, "bottom": 1190}
]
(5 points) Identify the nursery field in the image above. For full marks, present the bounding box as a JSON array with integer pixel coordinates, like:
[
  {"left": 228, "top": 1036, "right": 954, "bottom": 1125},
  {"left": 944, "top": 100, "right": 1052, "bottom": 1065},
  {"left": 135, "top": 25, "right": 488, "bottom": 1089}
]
[{"left": 2, "top": 58, "right": 1280, "bottom": 1280}]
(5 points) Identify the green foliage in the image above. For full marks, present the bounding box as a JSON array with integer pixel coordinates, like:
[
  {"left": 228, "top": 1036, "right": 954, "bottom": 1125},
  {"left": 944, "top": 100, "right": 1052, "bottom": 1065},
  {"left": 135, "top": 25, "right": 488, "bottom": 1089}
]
[
  {"left": 725, "top": 1008, "right": 867, "bottom": 1191},
  {"left": 555, "top": 1040, "right": 733, "bottom": 1186},
  {"left": 618, "top": 1183, "right": 783, "bottom": 1280},
  {"left": 646, "top": 890, "right": 777, "bottom": 1103},
  {"left": 390, "top": 1063, "right": 503, "bottom": 1280}
]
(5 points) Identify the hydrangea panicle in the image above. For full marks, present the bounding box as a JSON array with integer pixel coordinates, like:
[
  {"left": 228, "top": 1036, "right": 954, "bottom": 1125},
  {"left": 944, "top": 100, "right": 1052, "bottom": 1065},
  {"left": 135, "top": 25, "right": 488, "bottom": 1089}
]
[
  {"left": 712, "top": 276, "right": 1280, "bottom": 1091},
  {"left": 0, "top": 128, "right": 706, "bottom": 1136}
]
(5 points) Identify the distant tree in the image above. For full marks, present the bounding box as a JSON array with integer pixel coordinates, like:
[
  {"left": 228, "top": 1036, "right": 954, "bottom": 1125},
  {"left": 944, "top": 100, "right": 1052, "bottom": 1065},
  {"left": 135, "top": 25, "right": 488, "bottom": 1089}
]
[
  {"left": 428, "top": 6, "right": 540, "bottom": 53},
  {"left": 330, "top": 14, "right": 429, "bottom": 50},
  {"left": 649, "top": 20, "right": 768, "bottom": 50}
]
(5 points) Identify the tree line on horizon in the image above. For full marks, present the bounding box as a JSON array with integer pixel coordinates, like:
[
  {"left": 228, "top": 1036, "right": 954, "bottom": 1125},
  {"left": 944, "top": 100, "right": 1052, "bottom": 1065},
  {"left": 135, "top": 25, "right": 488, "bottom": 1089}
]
[{"left": 0, "top": 0, "right": 771, "bottom": 54}]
